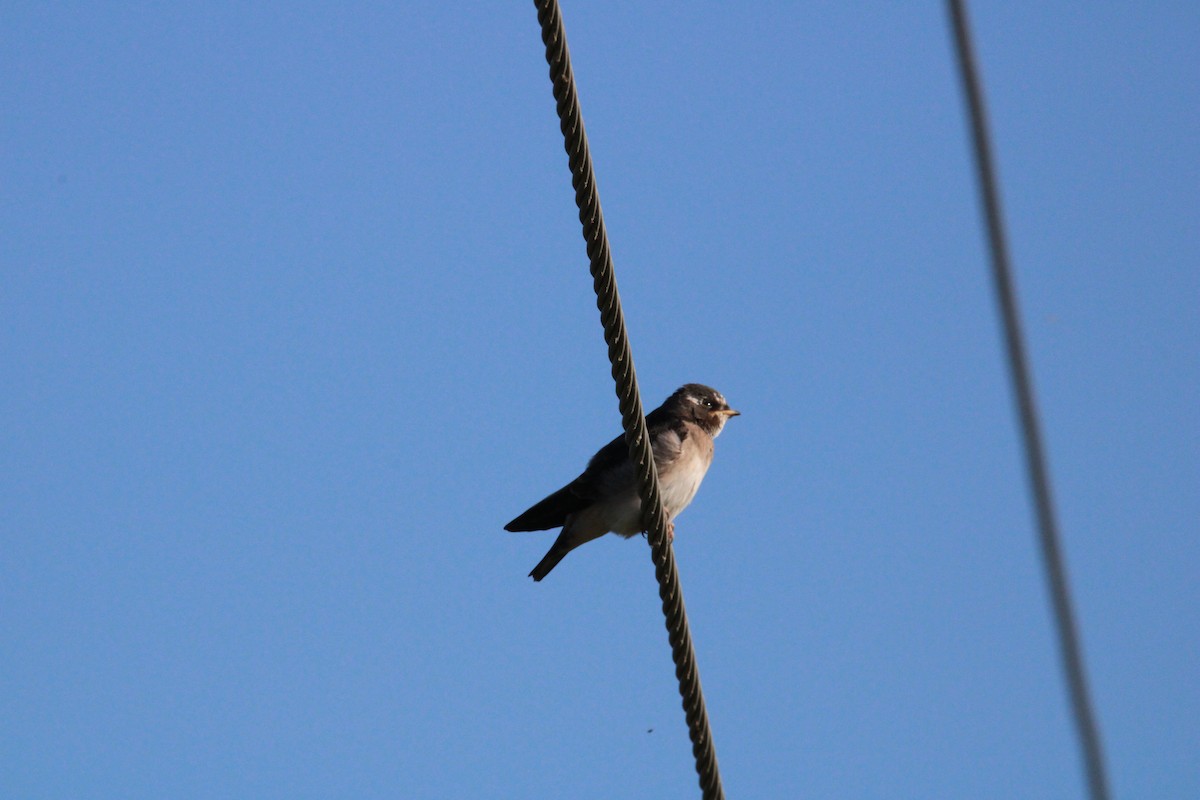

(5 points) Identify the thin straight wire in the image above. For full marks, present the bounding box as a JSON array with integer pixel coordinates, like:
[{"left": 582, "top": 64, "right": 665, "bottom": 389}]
[
  {"left": 945, "top": 3, "right": 1110, "bottom": 799},
  {"left": 530, "top": 1, "right": 725, "bottom": 798}
]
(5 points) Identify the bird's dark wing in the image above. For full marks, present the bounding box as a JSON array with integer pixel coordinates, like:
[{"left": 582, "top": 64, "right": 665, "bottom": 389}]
[
  {"left": 504, "top": 435, "right": 629, "bottom": 533},
  {"left": 505, "top": 403, "right": 687, "bottom": 533},
  {"left": 504, "top": 480, "right": 592, "bottom": 532},
  {"left": 578, "top": 407, "right": 688, "bottom": 488}
]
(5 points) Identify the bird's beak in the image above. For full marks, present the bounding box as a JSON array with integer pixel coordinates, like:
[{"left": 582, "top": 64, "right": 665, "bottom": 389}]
[{"left": 720, "top": 408, "right": 740, "bottom": 418}]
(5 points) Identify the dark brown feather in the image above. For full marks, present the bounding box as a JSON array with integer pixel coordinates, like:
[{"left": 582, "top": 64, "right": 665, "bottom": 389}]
[{"left": 503, "top": 484, "right": 590, "bottom": 532}]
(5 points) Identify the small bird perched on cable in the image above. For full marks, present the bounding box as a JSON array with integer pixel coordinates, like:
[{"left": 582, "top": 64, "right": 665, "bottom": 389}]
[{"left": 506, "top": 384, "right": 739, "bottom": 581}]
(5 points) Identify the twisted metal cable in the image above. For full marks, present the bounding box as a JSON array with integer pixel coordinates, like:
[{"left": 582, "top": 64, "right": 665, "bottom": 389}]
[
  {"left": 946, "top": 3, "right": 1111, "bottom": 799},
  {"left": 531, "top": 1, "right": 724, "bottom": 797}
]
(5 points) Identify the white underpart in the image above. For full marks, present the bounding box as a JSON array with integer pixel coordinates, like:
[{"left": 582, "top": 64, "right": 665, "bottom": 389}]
[
  {"left": 662, "top": 453, "right": 705, "bottom": 515},
  {"left": 576, "top": 397, "right": 727, "bottom": 541},
  {"left": 592, "top": 488, "right": 644, "bottom": 538},
  {"left": 580, "top": 439, "right": 714, "bottom": 539},
  {"left": 659, "top": 440, "right": 710, "bottom": 519}
]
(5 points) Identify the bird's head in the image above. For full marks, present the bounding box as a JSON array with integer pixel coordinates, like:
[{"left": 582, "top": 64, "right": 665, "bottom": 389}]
[{"left": 671, "top": 384, "right": 740, "bottom": 436}]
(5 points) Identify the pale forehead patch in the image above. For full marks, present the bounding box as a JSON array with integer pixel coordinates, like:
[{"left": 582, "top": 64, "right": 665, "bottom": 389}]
[{"left": 685, "top": 390, "right": 725, "bottom": 406}]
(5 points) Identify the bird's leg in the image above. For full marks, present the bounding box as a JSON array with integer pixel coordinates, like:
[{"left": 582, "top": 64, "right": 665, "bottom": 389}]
[{"left": 644, "top": 518, "right": 674, "bottom": 544}]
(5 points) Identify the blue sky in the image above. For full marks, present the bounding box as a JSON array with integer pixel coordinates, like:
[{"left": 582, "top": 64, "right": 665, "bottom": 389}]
[{"left": 2, "top": 3, "right": 1196, "bottom": 798}]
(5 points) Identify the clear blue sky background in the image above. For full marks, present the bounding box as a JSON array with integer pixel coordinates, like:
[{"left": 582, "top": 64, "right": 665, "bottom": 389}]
[{"left": 3, "top": 3, "right": 1196, "bottom": 798}]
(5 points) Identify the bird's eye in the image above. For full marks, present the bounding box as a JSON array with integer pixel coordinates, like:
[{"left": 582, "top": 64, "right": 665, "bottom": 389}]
[{"left": 702, "top": 398, "right": 714, "bottom": 408}]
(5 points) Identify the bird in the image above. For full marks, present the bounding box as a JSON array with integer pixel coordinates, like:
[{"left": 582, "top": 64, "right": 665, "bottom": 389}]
[{"left": 506, "top": 384, "right": 739, "bottom": 581}]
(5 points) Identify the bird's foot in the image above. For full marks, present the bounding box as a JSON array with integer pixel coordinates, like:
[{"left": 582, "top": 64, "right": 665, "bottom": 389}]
[{"left": 666, "top": 520, "right": 675, "bottom": 543}]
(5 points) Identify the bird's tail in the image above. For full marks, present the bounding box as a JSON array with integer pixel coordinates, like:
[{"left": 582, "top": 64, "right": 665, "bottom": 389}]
[
  {"left": 529, "top": 542, "right": 571, "bottom": 582},
  {"left": 527, "top": 516, "right": 608, "bottom": 581}
]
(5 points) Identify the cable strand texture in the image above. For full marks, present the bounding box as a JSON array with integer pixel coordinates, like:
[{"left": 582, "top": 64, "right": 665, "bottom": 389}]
[
  {"left": 946, "top": 3, "right": 1111, "bottom": 799},
  {"left": 532, "top": 2, "right": 724, "bottom": 798}
]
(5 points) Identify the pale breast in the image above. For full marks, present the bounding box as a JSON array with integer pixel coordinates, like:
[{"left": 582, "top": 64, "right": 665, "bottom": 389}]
[
  {"left": 597, "top": 422, "right": 716, "bottom": 538},
  {"left": 658, "top": 427, "right": 714, "bottom": 519}
]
